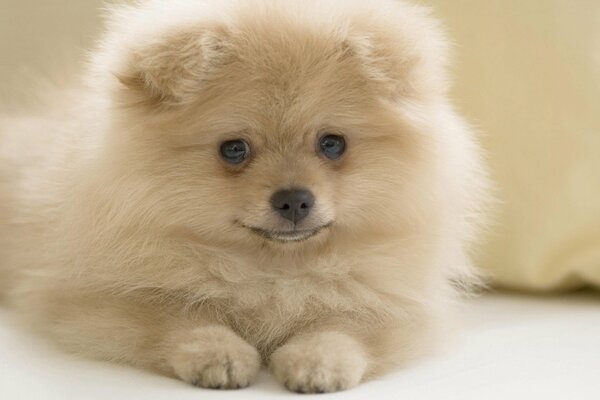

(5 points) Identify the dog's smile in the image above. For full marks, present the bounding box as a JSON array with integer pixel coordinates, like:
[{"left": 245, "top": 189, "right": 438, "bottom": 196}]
[{"left": 244, "top": 222, "right": 334, "bottom": 243}]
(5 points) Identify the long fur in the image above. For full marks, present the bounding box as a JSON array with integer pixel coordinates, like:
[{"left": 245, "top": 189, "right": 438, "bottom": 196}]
[{"left": 0, "top": 0, "right": 490, "bottom": 393}]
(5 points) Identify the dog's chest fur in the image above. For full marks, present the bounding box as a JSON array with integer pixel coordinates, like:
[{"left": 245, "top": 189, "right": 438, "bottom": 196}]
[{"left": 187, "top": 256, "right": 392, "bottom": 354}]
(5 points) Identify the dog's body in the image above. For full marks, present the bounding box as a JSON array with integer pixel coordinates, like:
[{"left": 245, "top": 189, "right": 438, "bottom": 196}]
[{"left": 0, "top": 0, "right": 489, "bottom": 393}]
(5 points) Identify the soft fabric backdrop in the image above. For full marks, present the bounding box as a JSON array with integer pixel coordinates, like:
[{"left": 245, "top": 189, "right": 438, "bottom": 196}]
[
  {"left": 1, "top": 0, "right": 599, "bottom": 291},
  {"left": 428, "top": 0, "right": 600, "bottom": 290}
]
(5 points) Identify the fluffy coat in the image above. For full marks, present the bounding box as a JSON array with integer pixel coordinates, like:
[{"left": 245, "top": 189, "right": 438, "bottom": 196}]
[{"left": 0, "top": 0, "right": 489, "bottom": 393}]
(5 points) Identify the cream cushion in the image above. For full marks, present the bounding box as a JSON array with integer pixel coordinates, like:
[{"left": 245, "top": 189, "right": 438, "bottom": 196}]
[{"left": 430, "top": 0, "right": 600, "bottom": 290}]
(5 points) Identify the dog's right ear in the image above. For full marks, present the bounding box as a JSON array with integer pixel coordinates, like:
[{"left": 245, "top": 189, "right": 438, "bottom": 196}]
[{"left": 115, "top": 24, "right": 233, "bottom": 105}]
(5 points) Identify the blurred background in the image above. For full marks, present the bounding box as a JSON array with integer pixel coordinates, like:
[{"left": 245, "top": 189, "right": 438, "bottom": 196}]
[{"left": 1, "top": 0, "right": 599, "bottom": 292}]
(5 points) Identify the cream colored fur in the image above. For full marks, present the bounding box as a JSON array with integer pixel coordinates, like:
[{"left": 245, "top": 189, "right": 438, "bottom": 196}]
[{"left": 0, "top": 0, "right": 490, "bottom": 393}]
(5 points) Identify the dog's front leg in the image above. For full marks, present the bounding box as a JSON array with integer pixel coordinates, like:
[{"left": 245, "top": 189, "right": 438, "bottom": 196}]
[
  {"left": 19, "top": 292, "right": 261, "bottom": 389},
  {"left": 164, "top": 323, "right": 261, "bottom": 389},
  {"left": 269, "top": 329, "right": 369, "bottom": 393}
]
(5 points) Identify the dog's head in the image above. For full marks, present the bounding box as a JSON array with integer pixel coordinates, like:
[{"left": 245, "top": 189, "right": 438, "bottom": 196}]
[{"left": 93, "top": 0, "right": 453, "bottom": 250}]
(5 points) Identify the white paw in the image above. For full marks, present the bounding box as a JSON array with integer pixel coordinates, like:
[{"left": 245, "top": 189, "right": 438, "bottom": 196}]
[
  {"left": 169, "top": 326, "right": 261, "bottom": 389},
  {"left": 270, "top": 331, "right": 368, "bottom": 393}
]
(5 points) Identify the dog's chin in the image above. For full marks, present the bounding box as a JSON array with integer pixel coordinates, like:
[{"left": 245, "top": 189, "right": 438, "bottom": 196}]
[{"left": 245, "top": 222, "right": 333, "bottom": 243}]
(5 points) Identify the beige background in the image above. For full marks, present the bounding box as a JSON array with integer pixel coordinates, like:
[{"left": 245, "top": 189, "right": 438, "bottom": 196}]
[
  {"left": 429, "top": 0, "right": 600, "bottom": 290},
  {"left": 1, "top": 1, "right": 599, "bottom": 290}
]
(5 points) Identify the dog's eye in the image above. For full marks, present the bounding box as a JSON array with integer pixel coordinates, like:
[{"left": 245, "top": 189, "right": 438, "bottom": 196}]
[
  {"left": 220, "top": 140, "right": 250, "bottom": 164},
  {"left": 319, "top": 134, "right": 346, "bottom": 160}
]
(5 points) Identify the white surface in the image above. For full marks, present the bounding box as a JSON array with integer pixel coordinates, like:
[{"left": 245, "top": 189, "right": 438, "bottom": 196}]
[{"left": 1, "top": 292, "right": 599, "bottom": 400}]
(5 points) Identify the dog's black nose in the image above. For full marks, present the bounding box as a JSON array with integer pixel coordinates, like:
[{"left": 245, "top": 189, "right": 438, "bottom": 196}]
[{"left": 270, "top": 188, "right": 315, "bottom": 223}]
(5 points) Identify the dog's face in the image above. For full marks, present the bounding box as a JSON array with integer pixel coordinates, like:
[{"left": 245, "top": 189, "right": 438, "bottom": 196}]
[{"left": 104, "top": 2, "right": 446, "bottom": 250}]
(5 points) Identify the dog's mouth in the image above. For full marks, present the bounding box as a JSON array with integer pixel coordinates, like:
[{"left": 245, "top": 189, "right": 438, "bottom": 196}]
[{"left": 244, "top": 222, "right": 333, "bottom": 243}]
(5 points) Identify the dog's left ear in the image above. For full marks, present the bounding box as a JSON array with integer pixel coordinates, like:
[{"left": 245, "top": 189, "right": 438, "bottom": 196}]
[
  {"left": 116, "top": 24, "right": 233, "bottom": 105},
  {"left": 341, "top": 5, "right": 451, "bottom": 100}
]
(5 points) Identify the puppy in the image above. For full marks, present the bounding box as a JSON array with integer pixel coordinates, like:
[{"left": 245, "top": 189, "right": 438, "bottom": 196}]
[{"left": 0, "top": 0, "right": 489, "bottom": 393}]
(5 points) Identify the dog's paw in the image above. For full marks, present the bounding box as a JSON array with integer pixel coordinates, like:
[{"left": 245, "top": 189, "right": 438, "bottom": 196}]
[
  {"left": 270, "top": 331, "right": 368, "bottom": 393},
  {"left": 169, "top": 326, "right": 260, "bottom": 389}
]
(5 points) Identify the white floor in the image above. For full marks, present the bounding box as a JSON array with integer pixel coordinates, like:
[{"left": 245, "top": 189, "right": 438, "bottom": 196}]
[{"left": 1, "top": 292, "right": 599, "bottom": 400}]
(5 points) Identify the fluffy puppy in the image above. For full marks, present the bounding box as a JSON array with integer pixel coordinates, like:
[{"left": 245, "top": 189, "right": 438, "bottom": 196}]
[{"left": 0, "top": 0, "right": 489, "bottom": 393}]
